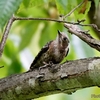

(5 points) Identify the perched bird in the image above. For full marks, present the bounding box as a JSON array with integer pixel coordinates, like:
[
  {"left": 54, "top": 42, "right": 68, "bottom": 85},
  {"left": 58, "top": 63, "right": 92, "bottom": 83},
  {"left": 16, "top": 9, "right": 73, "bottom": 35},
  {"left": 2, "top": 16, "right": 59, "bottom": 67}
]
[{"left": 29, "top": 30, "right": 69, "bottom": 71}]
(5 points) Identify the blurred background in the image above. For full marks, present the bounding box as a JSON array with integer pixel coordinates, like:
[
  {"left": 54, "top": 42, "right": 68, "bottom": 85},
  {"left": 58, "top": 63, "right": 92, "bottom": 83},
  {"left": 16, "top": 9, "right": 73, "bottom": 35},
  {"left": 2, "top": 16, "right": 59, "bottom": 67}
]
[{"left": 0, "top": 0, "right": 100, "bottom": 100}]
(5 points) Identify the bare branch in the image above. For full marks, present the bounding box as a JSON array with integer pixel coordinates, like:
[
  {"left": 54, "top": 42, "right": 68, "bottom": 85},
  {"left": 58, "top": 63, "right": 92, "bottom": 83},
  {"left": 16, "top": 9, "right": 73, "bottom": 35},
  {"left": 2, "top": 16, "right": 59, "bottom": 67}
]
[
  {"left": 64, "top": 0, "right": 84, "bottom": 18},
  {"left": 0, "top": 15, "right": 15, "bottom": 57},
  {"left": 64, "top": 23, "right": 100, "bottom": 51},
  {"left": 14, "top": 17, "right": 78, "bottom": 24},
  {"left": 0, "top": 57, "right": 100, "bottom": 100}
]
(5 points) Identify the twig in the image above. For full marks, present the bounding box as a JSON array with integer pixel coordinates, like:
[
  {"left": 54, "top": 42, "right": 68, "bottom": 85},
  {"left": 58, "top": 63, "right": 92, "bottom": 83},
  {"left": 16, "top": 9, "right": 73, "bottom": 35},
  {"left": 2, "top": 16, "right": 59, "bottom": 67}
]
[
  {"left": 64, "top": 0, "right": 85, "bottom": 18},
  {"left": 14, "top": 17, "right": 77, "bottom": 24},
  {"left": 0, "top": 15, "right": 15, "bottom": 57},
  {"left": 14, "top": 17, "right": 100, "bottom": 32}
]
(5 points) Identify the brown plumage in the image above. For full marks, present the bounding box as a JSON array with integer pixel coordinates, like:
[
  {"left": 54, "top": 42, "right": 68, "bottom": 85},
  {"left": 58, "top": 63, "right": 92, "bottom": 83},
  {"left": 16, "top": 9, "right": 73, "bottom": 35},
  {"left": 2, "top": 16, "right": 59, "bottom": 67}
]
[{"left": 29, "top": 30, "right": 69, "bottom": 71}]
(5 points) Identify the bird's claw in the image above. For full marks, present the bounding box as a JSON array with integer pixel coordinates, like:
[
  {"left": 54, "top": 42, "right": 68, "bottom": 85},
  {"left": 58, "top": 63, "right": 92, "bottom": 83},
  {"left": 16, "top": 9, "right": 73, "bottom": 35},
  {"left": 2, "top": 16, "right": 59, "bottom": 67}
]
[
  {"left": 39, "top": 61, "right": 56, "bottom": 73},
  {"left": 39, "top": 61, "right": 54, "bottom": 70},
  {"left": 36, "top": 73, "right": 45, "bottom": 81}
]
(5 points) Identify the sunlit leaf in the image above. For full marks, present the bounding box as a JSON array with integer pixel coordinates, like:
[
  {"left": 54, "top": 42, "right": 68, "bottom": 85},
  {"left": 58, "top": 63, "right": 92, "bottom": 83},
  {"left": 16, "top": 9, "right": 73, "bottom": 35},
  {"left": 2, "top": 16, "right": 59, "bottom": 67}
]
[
  {"left": 55, "top": 0, "right": 78, "bottom": 14},
  {"left": 18, "top": 0, "right": 46, "bottom": 13},
  {"left": 17, "top": 6, "right": 47, "bottom": 17},
  {"left": 23, "top": 0, "right": 30, "bottom": 8},
  {"left": 0, "top": 59, "right": 8, "bottom": 78}
]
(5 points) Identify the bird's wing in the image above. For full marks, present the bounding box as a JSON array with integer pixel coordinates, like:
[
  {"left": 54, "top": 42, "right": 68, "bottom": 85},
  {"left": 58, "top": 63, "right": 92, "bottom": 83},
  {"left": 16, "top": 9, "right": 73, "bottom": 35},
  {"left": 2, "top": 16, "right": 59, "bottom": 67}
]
[{"left": 30, "top": 40, "right": 53, "bottom": 68}]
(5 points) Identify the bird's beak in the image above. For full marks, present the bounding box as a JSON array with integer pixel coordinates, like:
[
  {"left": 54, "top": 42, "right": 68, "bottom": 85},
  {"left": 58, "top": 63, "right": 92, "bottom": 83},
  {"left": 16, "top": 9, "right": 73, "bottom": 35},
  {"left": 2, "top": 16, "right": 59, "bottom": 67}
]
[
  {"left": 57, "top": 30, "right": 62, "bottom": 42},
  {"left": 58, "top": 30, "right": 61, "bottom": 36}
]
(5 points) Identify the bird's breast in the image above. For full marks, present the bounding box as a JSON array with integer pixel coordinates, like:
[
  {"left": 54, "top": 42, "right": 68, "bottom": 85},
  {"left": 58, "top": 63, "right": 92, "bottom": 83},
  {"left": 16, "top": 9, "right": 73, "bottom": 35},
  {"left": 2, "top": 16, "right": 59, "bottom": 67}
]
[
  {"left": 48, "top": 42, "right": 68, "bottom": 63},
  {"left": 52, "top": 48, "right": 66, "bottom": 62}
]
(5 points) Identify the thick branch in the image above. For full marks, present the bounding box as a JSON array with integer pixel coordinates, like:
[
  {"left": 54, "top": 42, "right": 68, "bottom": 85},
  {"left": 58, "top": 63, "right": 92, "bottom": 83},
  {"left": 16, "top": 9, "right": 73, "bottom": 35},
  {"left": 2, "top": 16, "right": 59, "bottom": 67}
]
[{"left": 0, "top": 57, "right": 100, "bottom": 100}]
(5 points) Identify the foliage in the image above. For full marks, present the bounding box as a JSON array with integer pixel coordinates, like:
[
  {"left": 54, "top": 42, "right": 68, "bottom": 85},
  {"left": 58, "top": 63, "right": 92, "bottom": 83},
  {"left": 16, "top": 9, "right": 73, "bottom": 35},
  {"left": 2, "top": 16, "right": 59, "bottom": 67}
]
[
  {"left": 0, "top": 0, "right": 23, "bottom": 29},
  {"left": 0, "top": 0, "right": 100, "bottom": 100}
]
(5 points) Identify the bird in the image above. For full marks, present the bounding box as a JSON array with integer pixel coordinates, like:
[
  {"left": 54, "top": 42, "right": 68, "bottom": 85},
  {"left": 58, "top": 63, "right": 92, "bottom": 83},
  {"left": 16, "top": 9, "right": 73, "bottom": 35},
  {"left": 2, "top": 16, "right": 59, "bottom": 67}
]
[{"left": 29, "top": 30, "right": 69, "bottom": 71}]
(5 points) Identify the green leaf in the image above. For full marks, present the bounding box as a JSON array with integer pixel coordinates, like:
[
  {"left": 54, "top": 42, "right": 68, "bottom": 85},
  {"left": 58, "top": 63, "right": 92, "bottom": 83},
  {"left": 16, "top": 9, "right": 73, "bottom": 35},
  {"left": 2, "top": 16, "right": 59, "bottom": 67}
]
[
  {"left": 55, "top": 0, "right": 78, "bottom": 14},
  {"left": 18, "top": 0, "right": 46, "bottom": 13},
  {"left": 0, "top": 59, "right": 8, "bottom": 78},
  {"left": 74, "top": 1, "right": 91, "bottom": 20},
  {"left": 29, "top": 0, "right": 45, "bottom": 7},
  {"left": 17, "top": 6, "right": 48, "bottom": 17},
  {"left": 23, "top": 0, "right": 30, "bottom": 8},
  {"left": 0, "top": 0, "right": 23, "bottom": 29}
]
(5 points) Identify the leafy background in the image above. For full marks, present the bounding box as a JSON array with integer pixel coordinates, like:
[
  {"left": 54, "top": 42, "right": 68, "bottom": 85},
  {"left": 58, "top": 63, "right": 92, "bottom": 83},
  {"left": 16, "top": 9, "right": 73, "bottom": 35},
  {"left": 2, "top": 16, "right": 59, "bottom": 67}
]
[{"left": 0, "top": 0, "right": 100, "bottom": 100}]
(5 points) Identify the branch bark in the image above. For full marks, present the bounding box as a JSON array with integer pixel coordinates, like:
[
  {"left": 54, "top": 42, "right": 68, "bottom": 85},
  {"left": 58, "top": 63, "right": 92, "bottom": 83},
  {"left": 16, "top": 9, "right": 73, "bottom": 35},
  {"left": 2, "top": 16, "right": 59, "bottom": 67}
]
[
  {"left": 0, "top": 57, "right": 100, "bottom": 100},
  {"left": 64, "top": 23, "right": 100, "bottom": 51},
  {"left": 0, "top": 15, "right": 14, "bottom": 57}
]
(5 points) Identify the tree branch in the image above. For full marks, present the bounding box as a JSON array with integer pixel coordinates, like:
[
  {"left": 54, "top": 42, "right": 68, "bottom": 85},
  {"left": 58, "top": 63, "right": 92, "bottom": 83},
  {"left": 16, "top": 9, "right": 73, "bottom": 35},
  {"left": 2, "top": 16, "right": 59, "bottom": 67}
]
[
  {"left": 0, "top": 57, "right": 100, "bottom": 100},
  {"left": 64, "top": 23, "right": 100, "bottom": 51},
  {"left": 14, "top": 17, "right": 78, "bottom": 24},
  {"left": 0, "top": 15, "right": 15, "bottom": 57}
]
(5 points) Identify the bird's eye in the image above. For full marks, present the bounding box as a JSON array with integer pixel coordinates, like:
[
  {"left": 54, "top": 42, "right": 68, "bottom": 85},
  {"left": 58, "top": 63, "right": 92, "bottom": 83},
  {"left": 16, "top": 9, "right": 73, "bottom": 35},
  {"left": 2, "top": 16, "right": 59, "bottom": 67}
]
[{"left": 63, "top": 37, "right": 67, "bottom": 41}]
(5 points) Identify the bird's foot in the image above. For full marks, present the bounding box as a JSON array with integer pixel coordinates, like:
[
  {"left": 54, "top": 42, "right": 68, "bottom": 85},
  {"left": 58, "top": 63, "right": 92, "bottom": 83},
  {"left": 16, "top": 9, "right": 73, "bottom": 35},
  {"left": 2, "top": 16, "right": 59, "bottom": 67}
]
[
  {"left": 39, "top": 61, "right": 54, "bottom": 70},
  {"left": 36, "top": 73, "right": 45, "bottom": 82},
  {"left": 47, "top": 61, "right": 56, "bottom": 73},
  {"left": 43, "top": 61, "right": 53, "bottom": 66},
  {"left": 39, "top": 61, "right": 55, "bottom": 73}
]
